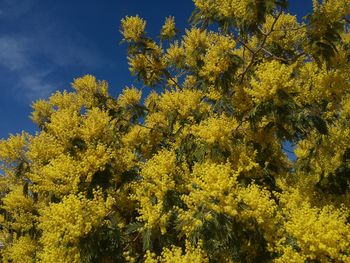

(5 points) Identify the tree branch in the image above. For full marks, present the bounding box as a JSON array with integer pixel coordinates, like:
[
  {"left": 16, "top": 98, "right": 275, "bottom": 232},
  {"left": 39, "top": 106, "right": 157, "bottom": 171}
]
[{"left": 239, "top": 11, "right": 283, "bottom": 83}]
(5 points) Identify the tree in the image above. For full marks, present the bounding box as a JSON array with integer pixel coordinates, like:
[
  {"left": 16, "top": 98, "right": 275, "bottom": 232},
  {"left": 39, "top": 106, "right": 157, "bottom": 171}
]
[{"left": 0, "top": 0, "right": 350, "bottom": 262}]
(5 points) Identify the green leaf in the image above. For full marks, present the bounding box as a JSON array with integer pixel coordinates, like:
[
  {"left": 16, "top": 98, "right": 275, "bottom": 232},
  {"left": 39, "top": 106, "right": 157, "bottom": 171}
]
[{"left": 142, "top": 228, "right": 152, "bottom": 251}]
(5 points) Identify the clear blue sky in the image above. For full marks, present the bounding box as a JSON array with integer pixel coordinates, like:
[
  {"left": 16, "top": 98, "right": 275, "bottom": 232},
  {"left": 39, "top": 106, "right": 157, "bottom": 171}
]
[{"left": 0, "top": 0, "right": 312, "bottom": 139}]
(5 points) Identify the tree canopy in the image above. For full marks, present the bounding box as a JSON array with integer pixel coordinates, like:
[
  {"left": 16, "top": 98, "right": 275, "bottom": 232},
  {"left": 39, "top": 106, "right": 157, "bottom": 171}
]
[{"left": 1, "top": 0, "right": 350, "bottom": 262}]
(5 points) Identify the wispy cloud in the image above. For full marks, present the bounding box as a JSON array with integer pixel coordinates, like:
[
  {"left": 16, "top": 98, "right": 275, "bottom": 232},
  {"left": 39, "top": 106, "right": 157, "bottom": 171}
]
[
  {"left": 0, "top": 35, "right": 52, "bottom": 101},
  {"left": 0, "top": 36, "right": 29, "bottom": 70},
  {"left": 0, "top": 0, "right": 107, "bottom": 102},
  {"left": 0, "top": 35, "right": 57, "bottom": 101},
  {"left": 18, "top": 72, "right": 54, "bottom": 100},
  {"left": 0, "top": 0, "right": 36, "bottom": 20}
]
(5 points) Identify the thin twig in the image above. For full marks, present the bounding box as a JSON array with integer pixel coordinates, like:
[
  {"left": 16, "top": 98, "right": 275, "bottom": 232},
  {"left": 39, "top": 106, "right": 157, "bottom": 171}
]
[
  {"left": 239, "top": 10, "right": 283, "bottom": 83},
  {"left": 137, "top": 123, "right": 153, "bottom": 130},
  {"left": 144, "top": 54, "right": 183, "bottom": 90},
  {"left": 260, "top": 47, "right": 289, "bottom": 63}
]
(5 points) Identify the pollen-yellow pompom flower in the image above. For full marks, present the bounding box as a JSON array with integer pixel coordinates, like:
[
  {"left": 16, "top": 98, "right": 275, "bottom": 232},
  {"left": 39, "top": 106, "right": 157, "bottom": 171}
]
[
  {"left": 121, "top": 15, "right": 146, "bottom": 42},
  {"left": 191, "top": 114, "right": 238, "bottom": 146},
  {"left": 1, "top": 185, "right": 35, "bottom": 232},
  {"left": 200, "top": 34, "right": 236, "bottom": 82},
  {"left": 2, "top": 236, "right": 37, "bottom": 263},
  {"left": 263, "top": 13, "right": 306, "bottom": 51},
  {"left": 161, "top": 16, "right": 176, "bottom": 39},
  {"left": 194, "top": 0, "right": 258, "bottom": 23},
  {"left": 183, "top": 28, "right": 209, "bottom": 68},
  {"left": 283, "top": 200, "right": 350, "bottom": 261},
  {"left": 132, "top": 149, "right": 177, "bottom": 231},
  {"left": 2, "top": 1, "right": 350, "bottom": 262},
  {"left": 247, "top": 60, "right": 294, "bottom": 103},
  {"left": 38, "top": 190, "right": 110, "bottom": 262},
  {"left": 152, "top": 241, "right": 209, "bottom": 262},
  {"left": 79, "top": 107, "right": 113, "bottom": 142},
  {"left": 157, "top": 89, "right": 208, "bottom": 118},
  {"left": 30, "top": 99, "right": 54, "bottom": 127},
  {"left": 72, "top": 75, "right": 100, "bottom": 95},
  {"left": 180, "top": 161, "right": 239, "bottom": 229},
  {"left": 166, "top": 41, "right": 185, "bottom": 68},
  {"left": 0, "top": 132, "right": 29, "bottom": 164},
  {"left": 117, "top": 86, "right": 142, "bottom": 107}
]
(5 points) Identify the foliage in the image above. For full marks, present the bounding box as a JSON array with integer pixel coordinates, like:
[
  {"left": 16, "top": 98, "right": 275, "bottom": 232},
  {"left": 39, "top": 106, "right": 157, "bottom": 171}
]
[{"left": 1, "top": 0, "right": 350, "bottom": 262}]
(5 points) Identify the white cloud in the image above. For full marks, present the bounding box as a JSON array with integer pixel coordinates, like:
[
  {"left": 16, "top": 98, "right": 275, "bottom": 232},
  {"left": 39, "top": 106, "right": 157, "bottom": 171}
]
[
  {"left": 0, "top": 36, "right": 56, "bottom": 101},
  {"left": 0, "top": 2, "right": 107, "bottom": 102},
  {"left": 0, "top": 36, "right": 29, "bottom": 70},
  {"left": 18, "top": 72, "right": 54, "bottom": 100}
]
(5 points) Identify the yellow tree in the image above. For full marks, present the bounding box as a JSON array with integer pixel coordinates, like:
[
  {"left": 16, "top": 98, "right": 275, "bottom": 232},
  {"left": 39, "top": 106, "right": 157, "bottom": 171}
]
[{"left": 1, "top": 0, "right": 350, "bottom": 262}]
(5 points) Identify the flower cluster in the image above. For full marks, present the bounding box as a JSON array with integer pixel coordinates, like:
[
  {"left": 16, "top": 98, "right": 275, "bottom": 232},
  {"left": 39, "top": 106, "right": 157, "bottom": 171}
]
[
  {"left": 120, "top": 15, "right": 146, "bottom": 42},
  {"left": 1, "top": 1, "right": 350, "bottom": 262}
]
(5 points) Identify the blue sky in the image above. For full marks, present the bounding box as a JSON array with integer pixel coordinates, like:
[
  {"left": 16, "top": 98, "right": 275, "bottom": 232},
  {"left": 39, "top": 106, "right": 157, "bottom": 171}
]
[{"left": 0, "top": 0, "right": 312, "bottom": 140}]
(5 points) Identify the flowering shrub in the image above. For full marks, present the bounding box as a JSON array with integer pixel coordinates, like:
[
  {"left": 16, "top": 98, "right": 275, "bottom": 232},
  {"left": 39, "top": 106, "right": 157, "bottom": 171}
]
[{"left": 1, "top": 0, "right": 350, "bottom": 262}]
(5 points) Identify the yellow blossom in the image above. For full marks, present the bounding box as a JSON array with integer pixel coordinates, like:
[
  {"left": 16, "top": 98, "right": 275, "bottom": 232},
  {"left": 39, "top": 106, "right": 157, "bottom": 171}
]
[
  {"left": 128, "top": 54, "right": 167, "bottom": 86},
  {"left": 183, "top": 28, "right": 209, "bottom": 68},
  {"left": 247, "top": 60, "right": 294, "bottom": 103},
  {"left": 131, "top": 149, "right": 176, "bottom": 231},
  {"left": 1, "top": 185, "right": 35, "bottom": 232},
  {"left": 179, "top": 161, "right": 239, "bottom": 234},
  {"left": 2, "top": 236, "right": 37, "bottom": 263},
  {"left": 166, "top": 41, "right": 185, "bottom": 67},
  {"left": 117, "top": 86, "right": 142, "bottom": 107},
  {"left": 38, "top": 190, "right": 110, "bottom": 262},
  {"left": 79, "top": 107, "right": 113, "bottom": 142},
  {"left": 263, "top": 13, "right": 307, "bottom": 51},
  {"left": 191, "top": 114, "right": 238, "bottom": 146},
  {"left": 161, "top": 16, "right": 176, "bottom": 39},
  {"left": 30, "top": 99, "right": 54, "bottom": 127},
  {"left": 157, "top": 89, "right": 208, "bottom": 118},
  {"left": 121, "top": 15, "right": 146, "bottom": 42},
  {"left": 200, "top": 34, "right": 236, "bottom": 82},
  {"left": 146, "top": 241, "right": 209, "bottom": 262}
]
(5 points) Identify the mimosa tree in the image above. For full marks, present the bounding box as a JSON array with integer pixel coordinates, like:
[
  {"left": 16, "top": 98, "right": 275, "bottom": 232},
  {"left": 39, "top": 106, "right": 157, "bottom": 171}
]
[{"left": 1, "top": 0, "right": 350, "bottom": 262}]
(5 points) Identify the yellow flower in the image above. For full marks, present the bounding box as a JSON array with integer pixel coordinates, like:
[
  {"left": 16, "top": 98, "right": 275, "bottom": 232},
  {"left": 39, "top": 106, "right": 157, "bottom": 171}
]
[
  {"left": 38, "top": 190, "right": 110, "bottom": 262},
  {"left": 191, "top": 114, "right": 238, "bottom": 146},
  {"left": 118, "top": 86, "right": 142, "bottom": 107},
  {"left": 2, "top": 236, "right": 37, "bottom": 263},
  {"left": 161, "top": 16, "right": 176, "bottom": 39},
  {"left": 28, "top": 153, "right": 81, "bottom": 196},
  {"left": 200, "top": 34, "right": 236, "bottom": 82},
  {"left": 30, "top": 99, "right": 54, "bottom": 127},
  {"left": 49, "top": 90, "right": 82, "bottom": 112},
  {"left": 157, "top": 89, "right": 207, "bottom": 118},
  {"left": 132, "top": 150, "right": 177, "bottom": 230},
  {"left": 128, "top": 54, "right": 167, "bottom": 86},
  {"left": 194, "top": 0, "right": 257, "bottom": 23},
  {"left": 121, "top": 15, "right": 146, "bottom": 42},
  {"left": 157, "top": 241, "right": 208, "bottom": 262},
  {"left": 0, "top": 132, "right": 29, "bottom": 163},
  {"left": 72, "top": 75, "right": 107, "bottom": 96},
  {"left": 179, "top": 161, "right": 239, "bottom": 234},
  {"left": 1, "top": 185, "right": 36, "bottom": 232},
  {"left": 263, "top": 13, "right": 306, "bottom": 51},
  {"left": 46, "top": 108, "right": 81, "bottom": 146},
  {"left": 282, "top": 195, "right": 350, "bottom": 261},
  {"left": 183, "top": 28, "right": 209, "bottom": 68},
  {"left": 71, "top": 75, "right": 108, "bottom": 108},
  {"left": 166, "top": 41, "right": 185, "bottom": 67},
  {"left": 79, "top": 107, "right": 113, "bottom": 142},
  {"left": 247, "top": 60, "right": 294, "bottom": 103}
]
